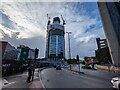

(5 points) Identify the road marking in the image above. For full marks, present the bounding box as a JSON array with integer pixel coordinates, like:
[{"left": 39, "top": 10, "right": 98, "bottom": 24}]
[
  {"left": 39, "top": 71, "right": 46, "bottom": 89},
  {"left": 3, "top": 79, "right": 8, "bottom": 85},
  {"left": 63, "top": 68, "right": 82, "bottom": 76},
  {"left": 3, "top": 81, "right": 16, "bottom": 87}
]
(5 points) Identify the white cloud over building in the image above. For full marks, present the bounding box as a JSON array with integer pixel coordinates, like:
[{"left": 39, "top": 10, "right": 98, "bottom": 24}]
[{"left": 0, "top": 1, "right": 105, "bottom": 58}]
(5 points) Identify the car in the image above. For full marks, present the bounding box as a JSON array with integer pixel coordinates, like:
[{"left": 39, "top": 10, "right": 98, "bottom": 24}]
[
  {"left": 61, "top": 64, "right": 69, "bottom": 68},
  {"left": 111, "top": 77, "right": 120, "bottom": 90},
  {"left": 53, "top": 65, "right": 56, "bottom": 68},
  {"left": 56, "top": 66, "right": 61, "bottom": 70}
]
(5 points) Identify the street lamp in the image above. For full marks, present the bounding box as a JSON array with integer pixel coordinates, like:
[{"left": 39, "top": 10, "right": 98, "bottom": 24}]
[{"left": 66, "top": 32, "right": 72, "bottom": 70}]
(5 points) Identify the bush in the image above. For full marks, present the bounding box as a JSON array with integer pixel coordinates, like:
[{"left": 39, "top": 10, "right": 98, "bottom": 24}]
[
  {"left": 96, "top": 47, "right": 112, "bottom": 64},
  {"left": 82, "top": 65, "right": 92, "bottom": 69},
  {"left": 82, "top": 61, "right": 86, "bottom": 65}
]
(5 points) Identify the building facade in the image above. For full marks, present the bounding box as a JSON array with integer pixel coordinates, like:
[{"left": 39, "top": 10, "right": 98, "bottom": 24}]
[
  {"left": 95, "top": 38, "right": 112, "bottom": 64},
  {"left": 46, "top": 17, "right": 65, "bottom": 63},
  {"left": 17, "top": 45, "right": 37, "bottom": 61},
  {"left": 96, "top": 38, "right": 108, "bottom": 50},
  {"left": 98, "top": 1, "right": 120, "bottom": 66},
  {"left": 0, "top": 41, "right": 18, "bottom": 60}
]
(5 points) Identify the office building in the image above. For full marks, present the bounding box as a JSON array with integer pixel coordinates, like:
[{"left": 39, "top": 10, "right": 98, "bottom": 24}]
[
  {"left": 0, "top": 41, "right": 18, "bottom": 60},
  {"left": 96, "top": 38, "right": 108, "bottom": 50},
  {"left": 17, "top": 45, "right": 37, "bottom": 61},
  {"left": 98, "top": 1, "right": 120, "bottom": 66},
  {"left": 45, "top": 17, "right": 65, "bottom": 63},
  {"left": 95, "top": 38, "right": 112, "bottom": 64}
]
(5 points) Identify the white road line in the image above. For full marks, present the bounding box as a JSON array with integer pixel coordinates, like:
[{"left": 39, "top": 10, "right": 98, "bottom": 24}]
[
  {"left": 3, "top": 81, "right": 16, "bottom": 87},
  {"left": 62, "top": 68, "right": 80, "bottom": 75},
  {"left": 38, "top": 71, "right": 46, "bottom": 89}
]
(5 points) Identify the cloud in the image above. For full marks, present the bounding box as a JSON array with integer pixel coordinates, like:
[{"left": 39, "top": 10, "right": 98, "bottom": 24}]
[
  {"left": 0, "top": 2, "right": 105, "bottom": 58},
  {"left": 76, "top": 35, "right": 96, "bottom": 43},
  {"left": 1, "top": 2, "right": 46, "bottom": 38},
  {"left": 1, "top": 0, "right": 99, "bottom": 2},
  {"left": 0, "top": 24, "right": 20, "bottom": 38}
]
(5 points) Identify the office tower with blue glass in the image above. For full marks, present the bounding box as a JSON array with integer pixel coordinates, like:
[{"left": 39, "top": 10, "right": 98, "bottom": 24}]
[{"left": 46, "top": 16, "right": 65, "bottom": 64}]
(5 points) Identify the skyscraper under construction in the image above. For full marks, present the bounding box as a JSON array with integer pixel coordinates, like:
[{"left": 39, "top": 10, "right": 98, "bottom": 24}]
[{"left": 45, "top": 15, "right": 65, "bottom": 63}]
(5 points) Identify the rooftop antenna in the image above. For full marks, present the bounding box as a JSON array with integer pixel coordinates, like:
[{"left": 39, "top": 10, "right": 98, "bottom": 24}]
[
  {"left": 61, "top": 15, "right": 66, "bottom": 25},
  {"left": 47, "top": 14, "right": 51, "bottom": 25}
]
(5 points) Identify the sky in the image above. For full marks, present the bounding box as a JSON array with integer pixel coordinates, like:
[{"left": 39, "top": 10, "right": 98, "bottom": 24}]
[{"left": 0, "top": 1, "right": 106, "bottom": 59}]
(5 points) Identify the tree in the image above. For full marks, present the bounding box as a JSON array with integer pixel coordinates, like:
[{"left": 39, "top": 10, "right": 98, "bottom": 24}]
[
  {"left": 96, "top": 47, "right": 112, "bottom": 64},
  {"left": 67, "top": 58, "right": 77, "bottom": 64},
  {"left": 82, "top": 61, "right": 86, "bottom": 65},
  {"left": 84, "top": 57, "right": 88, "bottom": 61}
]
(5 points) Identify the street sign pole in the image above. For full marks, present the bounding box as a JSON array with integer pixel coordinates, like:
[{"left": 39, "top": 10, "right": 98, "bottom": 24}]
[
  {"left": 66, "top": 32, "right": 72, "bottom": 70},
  {"left": 76, "top": 55, "right": 80, "bottom": 73},
  {"left": 79, "top": 61, "right": 80, "bottom": 73}
]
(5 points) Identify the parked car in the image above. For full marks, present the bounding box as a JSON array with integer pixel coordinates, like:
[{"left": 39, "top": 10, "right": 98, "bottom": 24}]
[
  {"left": 56, "top": 65, "right": 61, "bottom": 70},
  {"left": 111, "top": 77, "right": 120, "bottom": 90},
  {"left": 61, "top": 64, "right": 69, "bottom": 68}
]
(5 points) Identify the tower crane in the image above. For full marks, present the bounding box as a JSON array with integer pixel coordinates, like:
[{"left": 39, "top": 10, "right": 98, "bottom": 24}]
[
  {"left": 47, "top": 14, "right": 51, "bottom": 25},
  {"left": 61, "top": 15, "right": 66, "bottom": 25}
]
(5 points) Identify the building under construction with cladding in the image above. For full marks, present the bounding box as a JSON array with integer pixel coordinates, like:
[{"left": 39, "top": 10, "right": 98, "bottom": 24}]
[{"left": 45, "top": 16, "right": 65, "bottom": 63}]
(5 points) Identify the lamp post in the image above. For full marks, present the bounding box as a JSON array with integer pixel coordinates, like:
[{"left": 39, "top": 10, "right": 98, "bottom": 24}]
[{"left": 66, "top": 32, "right": 72, "bottom": 70}]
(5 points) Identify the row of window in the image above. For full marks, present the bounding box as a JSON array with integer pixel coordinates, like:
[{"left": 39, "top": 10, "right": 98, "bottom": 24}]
[
  {"left": 49, "top": 35, "right": 64, "bottom": 54},
  {"left": 49, "top": 29, "right": 64, "bottom": 36}
]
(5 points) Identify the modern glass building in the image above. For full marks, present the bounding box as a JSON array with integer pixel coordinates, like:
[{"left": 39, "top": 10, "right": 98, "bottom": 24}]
[
  {"left": 98, "top": 1, "right": 120, "bottom": 66},
  {"left": 46, "top": 17, "right": 65, "bottom": 63}
]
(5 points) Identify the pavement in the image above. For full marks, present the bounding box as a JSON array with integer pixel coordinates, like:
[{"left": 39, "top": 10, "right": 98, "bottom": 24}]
[
  {"left": 2, "top": 68, "right": 45, "bottom": 90},
  {"left": 96, "top": 64, "right": 120, "bottom": 73},
  {"left": 66, "top": 64, "right": 120, "bottom": 80}
]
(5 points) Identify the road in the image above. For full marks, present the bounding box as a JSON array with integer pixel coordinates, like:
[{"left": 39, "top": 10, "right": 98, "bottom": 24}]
[{"left": 40, "top": 67, "right": 119, "bottom": 88}]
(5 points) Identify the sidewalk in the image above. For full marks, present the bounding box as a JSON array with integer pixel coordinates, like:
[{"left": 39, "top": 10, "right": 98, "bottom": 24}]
[
  {"left": 96, "top": 65, "right": 120, "bottom": 73},
  {"left": 64, "top": 64, "right": 120, "bottom": 81},
  {"left": 29, "top": 68, "right": 45, "bottom": 89},
  {"left": 2, "top": 72, "right": 29, "bottom": 89},
  {"left": 2, "top": 68, "right": 45, "bottom": 89}
]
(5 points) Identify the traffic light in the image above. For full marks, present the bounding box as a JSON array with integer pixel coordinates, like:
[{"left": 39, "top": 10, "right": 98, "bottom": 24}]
[
  {"left": 76, "top": 55, "right": 79, "bottom": 64},
  {"left": 35, "top": 48, "right": 39, "bottom": 59}
]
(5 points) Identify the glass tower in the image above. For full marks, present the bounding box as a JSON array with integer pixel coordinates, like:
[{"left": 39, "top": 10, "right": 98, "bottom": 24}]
[{"left": 46, "top": 17, "right": 65, "bottom": 63}]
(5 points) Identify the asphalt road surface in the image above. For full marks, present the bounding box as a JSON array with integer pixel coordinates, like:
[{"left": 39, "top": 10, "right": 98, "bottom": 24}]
[
  {"left": 2, "top": 72, "right": 29, "bottom": 89},
  {"left": 40, "top": 68, "right": 119, "bottom": 88}
]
